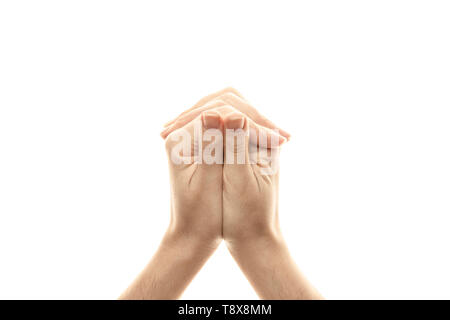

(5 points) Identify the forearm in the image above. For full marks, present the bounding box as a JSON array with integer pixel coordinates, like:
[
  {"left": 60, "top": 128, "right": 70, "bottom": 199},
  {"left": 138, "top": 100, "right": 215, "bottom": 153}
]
[
  {"left": 119, "top": 229, "right": 219, "bottom": 300},
  {"left": 226, "top": 233, "right": 323, "bottom": 300}
]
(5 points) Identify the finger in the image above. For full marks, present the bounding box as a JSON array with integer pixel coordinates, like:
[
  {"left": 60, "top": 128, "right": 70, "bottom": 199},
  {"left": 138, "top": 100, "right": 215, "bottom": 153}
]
[
  {"left": 163, "top": 87, "right": 245, "bottom": 128},
  {"left": 219, "top": 92, "right": 291, "bottom": 141},
  {"left": 161, "top": 97, "right": 287, "bottom": 145},
  {"left": 161, "top": 100, "right": 227, "bottom": 138},
  {"left": 223, "top": 112, "right": 281, "bottom": 178},
  {"left": 213, "top": 105, "right": 286, "bottom": 148},
  {"left": 223, "top": 112, "right": 250, "bottom": 168},
  {"left": 162, "top": 92, "right": 290, "bottom": 142},
  {"left": 165, "top": 102, "right": 285, "bottom": 152},
  {"left": 202, "top": 110, "right": 222, "bottom": 129},
  {"left": 165, "top": 110, "right": 223, "bottom": 166},
  {"left": 249, "top": 120, "right": 286, "bottom": 149}
]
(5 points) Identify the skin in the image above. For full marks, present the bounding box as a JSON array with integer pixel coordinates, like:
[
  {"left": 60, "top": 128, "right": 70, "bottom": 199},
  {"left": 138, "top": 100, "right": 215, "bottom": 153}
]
[
  {"left": 161, "top": 88, "right": 290, "bottom": 147},
  {"left": 221, "top": 111, "right": 322, "bottom": 300},
  {"left": 120, "top": 111, "right": 223, "bottom": 299},
  {"left": 120, "top": 88, "right": 322, "bottom": 300}
]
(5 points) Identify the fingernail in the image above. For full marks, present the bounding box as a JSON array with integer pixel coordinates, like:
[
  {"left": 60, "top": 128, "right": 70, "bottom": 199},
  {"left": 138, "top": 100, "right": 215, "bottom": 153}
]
[
  {"left": 203, "top": 111, "right": 221, "bottom": 128},
  {"left": 227, "top": 115, "right": 245, "bottom": 129}
]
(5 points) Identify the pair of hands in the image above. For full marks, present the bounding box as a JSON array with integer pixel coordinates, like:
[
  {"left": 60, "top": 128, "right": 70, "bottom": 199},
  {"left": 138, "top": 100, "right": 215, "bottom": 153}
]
[
  {"left": 120, "top": 88, "right": 321, "bottom": 300},
  {"left": 163, "top": 87, "right": 286, "bottom": 251}
]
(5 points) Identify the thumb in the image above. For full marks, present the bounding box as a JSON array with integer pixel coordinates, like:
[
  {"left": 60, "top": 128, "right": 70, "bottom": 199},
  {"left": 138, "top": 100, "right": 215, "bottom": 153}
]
[{"left": 223, "top": 112, "right": 251, "bottom": 167}]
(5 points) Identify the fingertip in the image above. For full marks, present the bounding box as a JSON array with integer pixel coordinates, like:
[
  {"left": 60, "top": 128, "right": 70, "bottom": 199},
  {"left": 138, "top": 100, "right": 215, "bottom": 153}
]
[
  {"left": 202, "top": 110, "right": 221, "bottom": 129},
  {"left": 160, "top": 126, "right": 171, "bottom": 138},
  {"left": 278, "top": 128, "right": 291, "bottom": 141},
  {"left": 268, "top": 133, "right": 287, "bottom": 147},
  {"left": 224, "top": 113, "right": 245, "bottom": 130}
]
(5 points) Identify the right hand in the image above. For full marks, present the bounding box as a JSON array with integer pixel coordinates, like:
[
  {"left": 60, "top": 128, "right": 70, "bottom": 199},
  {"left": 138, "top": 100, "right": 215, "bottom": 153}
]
[{"left": 221, "top": 110, "right": 283, "bottom": 245}]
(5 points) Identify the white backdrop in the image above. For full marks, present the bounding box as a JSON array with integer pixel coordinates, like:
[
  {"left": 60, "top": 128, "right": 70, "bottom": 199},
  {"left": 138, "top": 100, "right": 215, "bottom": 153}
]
[{"left": 1, "top": 1, "right": 449, "bottom": 299}]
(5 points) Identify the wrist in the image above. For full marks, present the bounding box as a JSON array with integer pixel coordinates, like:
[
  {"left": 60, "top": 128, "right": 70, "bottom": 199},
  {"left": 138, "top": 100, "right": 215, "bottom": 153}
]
[
  {"left": 224, "top": 219, "right": 283, "bottom": 249},
  {"left": 120, "top": 223, "right": 220, "bottom": 299},
  {"left": 163, "top": 225, "right": 221, "bottom": 257},
  {"left": 225, "top": 229, "right": 324, "bottom": 300},
  {"left": 225, "top": 227, "right": 285, "bottom": 258}
]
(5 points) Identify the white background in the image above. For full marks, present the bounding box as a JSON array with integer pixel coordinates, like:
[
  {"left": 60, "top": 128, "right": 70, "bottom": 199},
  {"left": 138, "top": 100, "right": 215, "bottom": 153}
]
[{"left": 0, "top": 1, "right": 449, "bottom": 299}]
